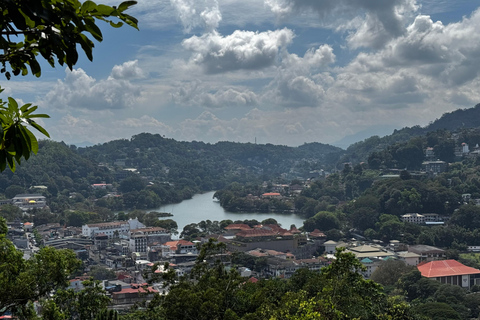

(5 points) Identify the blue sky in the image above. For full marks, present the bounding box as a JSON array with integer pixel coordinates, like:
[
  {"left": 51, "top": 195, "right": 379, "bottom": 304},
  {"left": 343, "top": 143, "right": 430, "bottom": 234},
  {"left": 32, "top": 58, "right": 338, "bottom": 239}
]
[{"left": 2, "top": 0, "right": 480, "bottom": 148}]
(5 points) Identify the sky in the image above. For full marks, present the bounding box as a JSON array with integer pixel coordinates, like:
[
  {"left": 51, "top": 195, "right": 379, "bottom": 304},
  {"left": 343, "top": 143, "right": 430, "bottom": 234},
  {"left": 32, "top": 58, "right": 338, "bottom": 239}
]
[{"left": 2, "top": 0, "right": 480, "bottom": 148}]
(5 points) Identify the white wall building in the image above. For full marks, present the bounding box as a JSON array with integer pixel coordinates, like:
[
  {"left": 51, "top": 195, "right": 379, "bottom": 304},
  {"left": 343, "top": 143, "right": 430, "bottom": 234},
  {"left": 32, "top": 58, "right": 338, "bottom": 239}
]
[
  {"left": 82, "top": 218, "right": 144, "bottom": 239},
  {"left": 12, "top": 194, "right": 47, "bottom": 211},
  {"left": 401, "top": 213, "right": 425, "bottom": 224}
]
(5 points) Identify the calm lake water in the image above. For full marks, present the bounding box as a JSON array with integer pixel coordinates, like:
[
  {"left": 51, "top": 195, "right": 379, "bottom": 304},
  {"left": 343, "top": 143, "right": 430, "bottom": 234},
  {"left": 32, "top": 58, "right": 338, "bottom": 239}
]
[{"left": 155, "top": 191, "right": 306, "bottom": 234}]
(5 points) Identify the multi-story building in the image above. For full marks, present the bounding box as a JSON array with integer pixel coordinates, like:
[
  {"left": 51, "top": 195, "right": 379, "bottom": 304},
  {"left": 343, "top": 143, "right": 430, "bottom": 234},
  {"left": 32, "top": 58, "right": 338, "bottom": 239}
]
[
  {"left": 129, "top": 227, "right": 170, "bottom": 245},
  {"left": 129, "top": 234, "right": 148, "bottom": 253},
  {"left": 408, "top": 244, "right": 445, "bottom": 262},
  {"left": 82, "top": 218, "right": 144, "bottom": 239},
  {"left": 417, "top": 260, "right": 480, "bottom": 288},
  {"left": 401, "top": 213, "right": 425, "bottom": 224},
  {"left": 422, "top": 160, "right": 447, "bottom": 174},
  {"left": 11, "top": 194, "right": 47, "bottom": 211}
]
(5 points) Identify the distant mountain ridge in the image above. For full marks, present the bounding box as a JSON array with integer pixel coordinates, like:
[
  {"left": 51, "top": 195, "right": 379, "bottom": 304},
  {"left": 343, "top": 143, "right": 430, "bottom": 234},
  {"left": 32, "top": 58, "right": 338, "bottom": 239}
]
[{"left": 341, "top": 103, "right": 480, "bottom": 164}]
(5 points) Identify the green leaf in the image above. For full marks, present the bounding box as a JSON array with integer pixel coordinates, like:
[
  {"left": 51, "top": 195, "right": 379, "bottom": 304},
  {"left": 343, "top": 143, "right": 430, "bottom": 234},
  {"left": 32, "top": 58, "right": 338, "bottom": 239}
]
[
  {"left": 6, "top": 153, "right": 16, "bottom": 172},
  {"left": 29, "top": 59, "right": 41, "bottom": 77},
  {"left": 78, "top": 34, "right": 94, "bottom": 61},
  {"left": 18, "top": 126, "right": 33, "bottom": 160},
  {"left": 7, "top": 97, "right": 19, "bottom": 113},
  {"left": 27, "top": 120, "right": 50, "bottom": 138},
  {"left": 24, "top": 114, "right": 50, "bottom": 119},
  {"left": 20, "top": 103, "right": 33, "bottom": 113},
  {"left": 0, "top": 151, "right": 6, "bottom": 172},
  {"left": 109, "top": 21, "right": 124, "bottom": 28},
  {"left": 118, "top": 1, "right": 138, "bottom": 12},
  {"left": 95, "top": 5, "right": 115, "bottom": 16},
  {"left": 22, "top": 127, "right": 39, "bottom": 154},
  {"left": 85, "top": 19, "right": 103, "bottom": 42},
  {"left": 81, "top": 1, "right": 97, "bottom": 13}
]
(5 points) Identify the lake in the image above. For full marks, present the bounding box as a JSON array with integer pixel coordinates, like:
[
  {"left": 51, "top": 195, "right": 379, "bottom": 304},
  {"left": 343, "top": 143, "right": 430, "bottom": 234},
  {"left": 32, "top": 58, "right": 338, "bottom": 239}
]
[{"left": 154, "top": 191, "right": 306, "bottom": 234}]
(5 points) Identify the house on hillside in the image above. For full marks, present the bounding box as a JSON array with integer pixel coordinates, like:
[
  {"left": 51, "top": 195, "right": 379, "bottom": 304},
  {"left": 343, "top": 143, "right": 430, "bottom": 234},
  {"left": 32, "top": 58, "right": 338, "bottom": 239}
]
[
  {"left": 422, "top": 160, "right": 447, "bottom": 174},
  {"left": 12, "top": 194, "right": 47, "bottom": 211}
]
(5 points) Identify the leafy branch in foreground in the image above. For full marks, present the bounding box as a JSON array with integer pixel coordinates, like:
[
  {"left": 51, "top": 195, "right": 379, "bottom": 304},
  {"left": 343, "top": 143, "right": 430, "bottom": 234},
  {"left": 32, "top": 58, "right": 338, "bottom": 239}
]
[
  {"left": 0, "top": 89, "right": 49, "bottom": 172},
  {"left": 0, "top": 0, "right": 138, "bottom": 171},
  {"left": 0, "top": 0, "right": 138, "bottom": 79}
]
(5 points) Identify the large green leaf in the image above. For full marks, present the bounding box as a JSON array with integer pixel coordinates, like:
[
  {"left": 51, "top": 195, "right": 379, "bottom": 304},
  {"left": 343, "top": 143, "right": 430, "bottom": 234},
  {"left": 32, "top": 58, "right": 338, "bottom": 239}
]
[{"left": 27, "top": 120, "right": 50, "bottom": 138}]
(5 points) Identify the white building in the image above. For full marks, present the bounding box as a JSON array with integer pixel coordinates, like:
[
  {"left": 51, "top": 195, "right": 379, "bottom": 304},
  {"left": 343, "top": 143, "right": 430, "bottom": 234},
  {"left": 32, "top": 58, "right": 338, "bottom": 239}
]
[
  {"left": 397, "top": 251, "right": 420, "bottom": 266},
  {"left": 129, "top": 234, "right": 148, "bottom": 253},
  {"left": 401, "top": 213, "right": 425, "bottom": 224},
  {"left": 12, "top": 194, "right": 47, "bottom": 211},
  {"left": 82, "top": 218, "right": 144, "bottom": 239}
]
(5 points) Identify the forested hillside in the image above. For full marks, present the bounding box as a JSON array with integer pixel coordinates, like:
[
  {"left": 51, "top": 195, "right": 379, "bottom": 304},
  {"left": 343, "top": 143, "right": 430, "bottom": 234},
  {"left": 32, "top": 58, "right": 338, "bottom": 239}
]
[{"left": 341, "top": 103, "right": 480, "bottom": 164}]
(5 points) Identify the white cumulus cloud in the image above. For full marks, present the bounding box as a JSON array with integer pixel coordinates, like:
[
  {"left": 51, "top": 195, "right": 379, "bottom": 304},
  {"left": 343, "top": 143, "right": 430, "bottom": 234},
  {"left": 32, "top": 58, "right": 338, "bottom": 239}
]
[
  {"left": 110, "top": 60, "right": 146, "bottom": 80},
  {"left": 182, "top": 28, "right": 295, "bottom": 73},
  {"left": 42, "top": 68, "right": 141, "bottom": 111}
]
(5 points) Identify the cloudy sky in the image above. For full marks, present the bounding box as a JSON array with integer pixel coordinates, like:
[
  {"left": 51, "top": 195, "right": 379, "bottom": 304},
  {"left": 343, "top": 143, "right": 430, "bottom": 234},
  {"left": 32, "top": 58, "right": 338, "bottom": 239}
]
[{"left": 2, "top": 0, "right": 480, "bottom": 148}]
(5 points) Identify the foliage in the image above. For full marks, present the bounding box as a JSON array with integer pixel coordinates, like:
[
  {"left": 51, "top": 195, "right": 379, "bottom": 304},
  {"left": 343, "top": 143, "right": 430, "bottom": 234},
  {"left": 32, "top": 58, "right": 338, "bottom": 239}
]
[
  {"left": 371, "top": 259, "right": 413, "bottom": 287},
  {"left": 0, "top": 217, "right": 80, "bottom": 316},
  {"left": 0, "top": 0, "right": 138, "bottom": 78},
  {"left": 0, "top": 0, "right": 138, "bottom": 171},
  {"left": 0, "top": 92, "right": 50, "bottom": 171},
  {"left": 96, "top": 309, "right": 119, "bottom": 320},
  {"left": 41, "top": 279, "right": 111, "bottom": 320},
  {"left": 303, "top": 211, "right": 341, "bottom": 232},
  {"left": 88, "top": 266, "right": 116, "bottom": 280},
  {"left": 136, "top": 246, "right": 417, "bottom": 320}
]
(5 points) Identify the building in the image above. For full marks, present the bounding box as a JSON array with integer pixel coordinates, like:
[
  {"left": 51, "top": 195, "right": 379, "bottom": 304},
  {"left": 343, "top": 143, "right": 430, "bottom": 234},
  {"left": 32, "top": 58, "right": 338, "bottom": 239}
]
[
  {"left": 261, "top": 192, "right": 282, "bottom": 199},
  {"left": 397, "top": 251, "right": 420, "bottom": 266},
  {"left": 82, "top": 218, "right": 144, "bottom": 239},
  {"left": 345, "top": 245, "right": 395, "bottom": 278},
  {"left": 163, "top": 240, "right": 198, "bottom": 256},
  {"left": 11, "top": 194, "right": 47, "bottom": 211},
  {"left": 417, "top": 260, "right": 480, "bottom": 288},
  {"left": 408, "top": 245, "right": 445, "bottom": 262},
  {"left": 111, "top": 285, "right": 158, "bottom": 306},
  {"left": 422, "top": 161, "right": 447, "bottom": 174},
  {"left": 130, "top": 227, "right": 170, "bottom": 245},
  {"left": 401, "top": 213, "right": 425, "bottom": 224},
  {"left": 224, "top": 223, "right": 252, "bottom": 236},
  {"left": 425, "top": 147, "right": 435, "bottom": 160},
  {"left": 324, "top": 240, "right": 340, "bottom": 254},
  {"left": 346, "top": 245, "right": 395, "bottom": 260},
  {"left": 129, "top": 234, "right": 148, "bottom": 253}
]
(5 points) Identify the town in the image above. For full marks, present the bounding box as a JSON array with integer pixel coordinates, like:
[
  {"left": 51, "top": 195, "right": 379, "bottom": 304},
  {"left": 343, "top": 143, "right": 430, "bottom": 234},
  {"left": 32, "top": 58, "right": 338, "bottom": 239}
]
[{"left": 5, "top": 127, "right": 480, "bottom": 319}]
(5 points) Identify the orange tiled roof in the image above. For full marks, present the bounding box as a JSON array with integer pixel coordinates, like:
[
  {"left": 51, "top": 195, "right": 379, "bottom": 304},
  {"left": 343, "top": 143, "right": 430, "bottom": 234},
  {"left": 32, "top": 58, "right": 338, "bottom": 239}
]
[
  {"left": 236, "top": 229, "right": 277, "bottom": 238},
  {"left": 417, "top": 260, "right": 480, "bottom": 277},
  {"left": 224, "top": 224, "right": 252, "bottom": 230}
]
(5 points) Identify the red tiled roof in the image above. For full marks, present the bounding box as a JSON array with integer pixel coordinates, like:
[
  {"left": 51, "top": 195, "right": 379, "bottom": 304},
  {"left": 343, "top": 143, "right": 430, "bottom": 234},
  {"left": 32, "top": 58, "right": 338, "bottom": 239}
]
[
  {"left": 224, "top": 224, "right": 252, "bottom": 230},
  {"left": 164, "top": 239, "right": 194, "bottom": 250},
  {"left": 262, "top": 192, "right": 281, "bottom": 196},
  {"left": 247, "top": 250, "right": 268, "bottom": 257},
  {"left": 310, "top": 229, "right": 326, "bottom": 238},
  {"left": 112, "top": 286, "right": 157, "bottom": 295},
  {"left": 236, "top": 229, "right": 277, "bottom": 238},
  {"left": 417, "top": 260, "right": 480, "bottom": 278}
]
